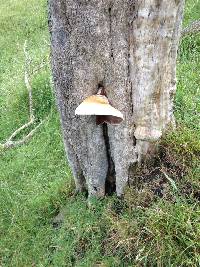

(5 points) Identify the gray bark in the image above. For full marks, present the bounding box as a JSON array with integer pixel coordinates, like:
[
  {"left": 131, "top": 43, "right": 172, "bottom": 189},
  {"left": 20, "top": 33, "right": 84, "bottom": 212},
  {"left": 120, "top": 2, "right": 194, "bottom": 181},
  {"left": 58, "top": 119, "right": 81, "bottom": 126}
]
[
  {"left": 182, "top": 19, "right": 200, "bottom": 37},
  {"left": 48, "top": 0, "right": 184, "bottom": 197}
]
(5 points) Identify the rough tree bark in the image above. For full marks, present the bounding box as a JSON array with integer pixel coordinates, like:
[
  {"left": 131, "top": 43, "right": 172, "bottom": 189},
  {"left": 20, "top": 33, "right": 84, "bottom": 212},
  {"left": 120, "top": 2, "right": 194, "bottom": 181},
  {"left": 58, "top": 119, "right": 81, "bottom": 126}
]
[{"left": 48, "top": 0, "right": 184, "bottom": 198}]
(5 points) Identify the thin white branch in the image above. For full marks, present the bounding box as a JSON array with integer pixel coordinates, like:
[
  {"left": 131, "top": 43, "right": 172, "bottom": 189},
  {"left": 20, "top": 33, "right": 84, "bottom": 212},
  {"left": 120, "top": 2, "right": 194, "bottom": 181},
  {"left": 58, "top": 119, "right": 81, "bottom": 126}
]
[
  {"left": 1, "top": 120, "right": 44, "bottom": 150},
  {"left": 7, "top": 119, "right": 34, "bottom": 141},
  {"left": 0, "top": 41, "right": 47, "bottom": 151},
  {"left": 24, "top": 40, "right": 34, "bottom": 121}
]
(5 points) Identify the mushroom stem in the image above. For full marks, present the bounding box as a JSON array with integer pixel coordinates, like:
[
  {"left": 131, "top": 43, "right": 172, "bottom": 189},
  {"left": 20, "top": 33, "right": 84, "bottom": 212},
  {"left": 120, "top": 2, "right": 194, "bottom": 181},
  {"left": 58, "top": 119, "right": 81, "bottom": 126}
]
[{"left": 97, "top": 86, "right": 107, "bottom": 96}]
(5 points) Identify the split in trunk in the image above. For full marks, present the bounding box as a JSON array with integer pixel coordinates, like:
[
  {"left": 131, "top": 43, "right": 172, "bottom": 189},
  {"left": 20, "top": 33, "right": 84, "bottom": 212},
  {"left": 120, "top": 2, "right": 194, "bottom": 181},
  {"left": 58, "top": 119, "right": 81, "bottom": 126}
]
[{"left": 48, "top": 0, "right": 184, "bottom": 197}]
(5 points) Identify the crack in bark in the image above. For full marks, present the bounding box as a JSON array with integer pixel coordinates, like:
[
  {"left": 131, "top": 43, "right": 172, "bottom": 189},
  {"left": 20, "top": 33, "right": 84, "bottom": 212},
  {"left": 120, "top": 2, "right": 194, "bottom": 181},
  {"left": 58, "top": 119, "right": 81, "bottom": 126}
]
[
  {"left": 108, "top": 4, "right": 114, "bottom": 61},
  {"left": 128, "top": 2, "right": 139, "bottom": 164},
  {"left": 128, "top": 2, "right": 137, "bottom": 116},
  {"left": 129, "top": 79, "right": 134, "bottom": 114},
  {"left": 103, "top": 123, "right": 116, "bottom": 195}
]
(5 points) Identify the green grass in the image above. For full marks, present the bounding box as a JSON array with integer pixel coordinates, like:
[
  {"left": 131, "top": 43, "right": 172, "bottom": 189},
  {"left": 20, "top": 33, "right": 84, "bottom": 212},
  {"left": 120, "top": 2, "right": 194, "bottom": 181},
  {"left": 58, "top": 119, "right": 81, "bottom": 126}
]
[{"left": 0, "top": 0, "right": 199, "bottom": 266}]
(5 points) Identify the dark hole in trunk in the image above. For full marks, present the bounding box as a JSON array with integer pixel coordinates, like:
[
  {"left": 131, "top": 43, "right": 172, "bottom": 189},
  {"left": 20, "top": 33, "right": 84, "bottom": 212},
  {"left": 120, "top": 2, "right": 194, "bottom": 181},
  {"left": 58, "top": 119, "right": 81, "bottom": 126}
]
[{"left": 103, "top": 123, "right": 116, "bottom": 195}]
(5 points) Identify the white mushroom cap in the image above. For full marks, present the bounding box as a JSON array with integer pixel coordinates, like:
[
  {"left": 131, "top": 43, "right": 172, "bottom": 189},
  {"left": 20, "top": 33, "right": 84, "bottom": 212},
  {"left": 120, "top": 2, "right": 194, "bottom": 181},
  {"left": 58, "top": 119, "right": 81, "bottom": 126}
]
[{"left": 75, "top": 94, "right": 123, "bottom": 125}]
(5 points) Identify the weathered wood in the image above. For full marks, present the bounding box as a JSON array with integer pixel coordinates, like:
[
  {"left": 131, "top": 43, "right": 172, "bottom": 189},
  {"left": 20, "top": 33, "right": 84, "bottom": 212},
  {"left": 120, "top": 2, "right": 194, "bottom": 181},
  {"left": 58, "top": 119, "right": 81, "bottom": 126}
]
[
  {"left": 48, "top": 0, "right": 184, "bottom": 197},
  {"left": 182, "top": 19, "right": 200, "bottom": 37}
]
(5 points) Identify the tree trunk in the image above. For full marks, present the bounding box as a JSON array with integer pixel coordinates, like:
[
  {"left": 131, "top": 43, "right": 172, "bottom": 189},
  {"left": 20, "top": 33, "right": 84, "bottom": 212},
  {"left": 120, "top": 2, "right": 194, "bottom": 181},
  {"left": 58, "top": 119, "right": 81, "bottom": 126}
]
[{"left": 48, "top": 0, "right": 184, "bottom": 197}]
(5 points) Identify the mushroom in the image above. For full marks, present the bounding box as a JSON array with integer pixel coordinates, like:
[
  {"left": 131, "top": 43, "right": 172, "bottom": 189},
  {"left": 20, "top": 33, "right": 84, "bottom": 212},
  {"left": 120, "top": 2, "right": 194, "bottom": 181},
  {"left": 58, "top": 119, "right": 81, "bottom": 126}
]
[{"left": 75, "top": 87, "right": 123, "bottom": 125}]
